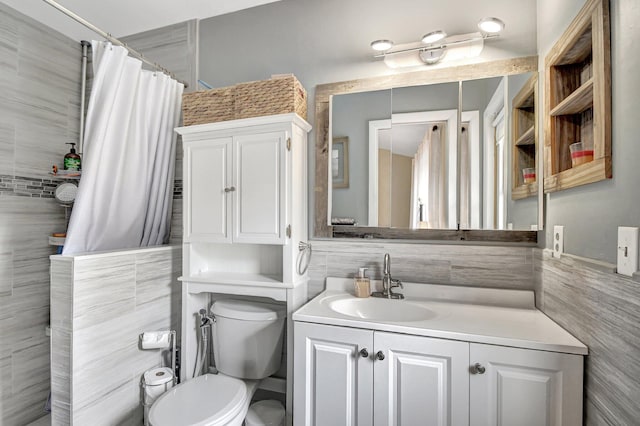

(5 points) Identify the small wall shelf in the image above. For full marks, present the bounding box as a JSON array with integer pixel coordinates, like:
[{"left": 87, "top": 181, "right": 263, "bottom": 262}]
[
  {"left": 512, "top": 74, "right": 538, "bottom": 201},
  {"left": 544, "top": 0, "right": 611, "bottom": 193}
]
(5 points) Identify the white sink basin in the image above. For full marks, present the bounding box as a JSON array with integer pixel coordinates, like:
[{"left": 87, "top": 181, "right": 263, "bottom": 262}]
[{"left": 328, "top": 297, "right": 437, "bottom": 322}]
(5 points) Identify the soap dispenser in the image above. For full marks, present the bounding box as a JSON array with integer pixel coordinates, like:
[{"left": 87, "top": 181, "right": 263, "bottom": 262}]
[
  {"left": 64, "top": 143, "right": 81, "bottom": 171},
  {"left": 354, "top": 267, "right": 370, "bottom": 298}
]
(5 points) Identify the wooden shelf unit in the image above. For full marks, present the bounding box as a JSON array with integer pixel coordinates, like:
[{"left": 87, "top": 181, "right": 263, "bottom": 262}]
[
  {"left": 512, "top": 74, "right": 538, "bottom": 201},
  {"left": 544, "top": 0, "right": 611, "bottom": 193}
]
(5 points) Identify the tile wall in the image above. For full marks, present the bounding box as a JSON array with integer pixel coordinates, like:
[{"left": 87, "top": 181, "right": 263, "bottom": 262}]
[
  {"left": 50, "top": 246, "right": 181, "bottom": 426},
  {"left": 307, "top": 240, "right": 536, "bottom": 299},
  {"left": 536, "top": 250, "right": 640, "bottom": 425},
  {"left": 0, "top": 3, "right": 81, "bottom": 425}
]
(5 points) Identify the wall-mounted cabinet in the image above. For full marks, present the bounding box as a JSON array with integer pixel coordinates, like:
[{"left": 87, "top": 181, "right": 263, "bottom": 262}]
[
  {"left": 512, "top": 74, "right": 538, "bottom": 200},
  {"left": 544, "top": 0, "right": 611, "bottom": 193}
]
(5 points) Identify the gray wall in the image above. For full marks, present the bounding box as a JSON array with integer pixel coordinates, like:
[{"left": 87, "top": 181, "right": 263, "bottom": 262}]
[
  {"left": 0, "top": 3, "right": 80, "bottom": 424},
  {"left": 197, "top": 0, "right": 538, "bottom": 235},
  {"left": 331, "top": 90, "right": 391, "bottom": 224},
  {"left": 538, "top": 0, "right": 640, "bottom": 264}
]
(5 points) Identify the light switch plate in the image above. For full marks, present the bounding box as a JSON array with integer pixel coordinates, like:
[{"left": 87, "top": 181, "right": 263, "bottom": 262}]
[
  {"left": 553, "top": 226, "right": 564, "bottom": 258},
  {"left": 617, "top": 226, "right": 638, "bottom": 277}
]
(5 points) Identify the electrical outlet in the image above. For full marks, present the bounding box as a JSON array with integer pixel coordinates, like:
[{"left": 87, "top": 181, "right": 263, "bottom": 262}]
[
  {"left": 553, "top": 226, "right": 564, "bottom": 258},
  {"left": 617, "top": 227, "right": 638, "bottom": 277}
]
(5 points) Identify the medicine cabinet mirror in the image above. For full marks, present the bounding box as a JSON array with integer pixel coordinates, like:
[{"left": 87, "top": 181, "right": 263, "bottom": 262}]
[{"left": 315, "top": 57, "right": 540, "bottom": 242}]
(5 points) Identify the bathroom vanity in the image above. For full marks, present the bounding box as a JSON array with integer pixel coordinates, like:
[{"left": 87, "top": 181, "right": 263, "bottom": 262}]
[{"left": 293, "top": 278, "right": 587, "bottom": 426}]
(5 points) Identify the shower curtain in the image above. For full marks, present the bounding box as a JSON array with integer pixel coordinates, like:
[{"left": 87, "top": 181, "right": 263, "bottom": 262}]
[
  {"left": 63, "top": 41, "right": 184, "bottom": 254},
  {"left": 410, "top": 125, "right": 446, "bottom": 229}
]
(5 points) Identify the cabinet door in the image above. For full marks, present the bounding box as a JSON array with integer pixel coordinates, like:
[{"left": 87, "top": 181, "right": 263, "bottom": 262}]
[
  {"left": 233, "top": 131, "right": 287, "bottom": 244},
  {"left": 184, "top": 138, "right": 232, "bottom": 242},
  {"left": 294, "top": 322, "right": 374, "bottom": 426},
  {"left": 469, "top": 343, "right": 583, "bottom": 426},
  {"left": 374, "top": 332, "right": 469, "bottom": 426}
]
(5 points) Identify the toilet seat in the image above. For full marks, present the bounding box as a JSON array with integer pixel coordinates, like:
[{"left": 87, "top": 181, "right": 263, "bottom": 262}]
[{"left": 149, "top": 374, "right": 248, "bottom": 426}]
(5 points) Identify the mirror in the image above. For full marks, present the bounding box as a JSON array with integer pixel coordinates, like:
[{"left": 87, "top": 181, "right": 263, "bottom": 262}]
[{"left": 316, "top": 57, "right": 539, "bottom": 241}]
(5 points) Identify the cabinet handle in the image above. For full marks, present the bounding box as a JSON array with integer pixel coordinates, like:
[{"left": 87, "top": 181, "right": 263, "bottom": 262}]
[
  {"left": 224, "top": 186, "right": 236, "bottom": 193},
  {"left": 359, "top": 348, "right": 369, "bottom": 358},
  {"left": 375, "top": 351, "right": 385, "bottom": 361},
  {"left": 471, "top": 363, "right": 486, "bottom": 374}
]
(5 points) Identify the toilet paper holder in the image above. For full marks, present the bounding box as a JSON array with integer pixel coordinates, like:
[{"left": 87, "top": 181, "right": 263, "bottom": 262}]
[{"left": 140, "top": 330, "right": 177, "bottom": 386}]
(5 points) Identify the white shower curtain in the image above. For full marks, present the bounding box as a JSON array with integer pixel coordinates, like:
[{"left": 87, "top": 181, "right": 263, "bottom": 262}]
[
  {"left": 410, "top": 124, "right": 446, "bottom": 229},
  {"left": 63, "top": 41, "right": 184, "bottom": 254}
]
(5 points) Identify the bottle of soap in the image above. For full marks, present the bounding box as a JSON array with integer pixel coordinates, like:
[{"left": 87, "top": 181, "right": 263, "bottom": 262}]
[
  {"left": 64, "top": 143, "right": 81, "bottom": 171},
  {"left": 354, "top": 267, "right": 370, "bottom": 298}
]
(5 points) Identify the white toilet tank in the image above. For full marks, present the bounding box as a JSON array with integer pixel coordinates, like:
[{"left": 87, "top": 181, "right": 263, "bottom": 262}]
[{"left": 211, "top": 299, "right": 286, "bottom": 380}]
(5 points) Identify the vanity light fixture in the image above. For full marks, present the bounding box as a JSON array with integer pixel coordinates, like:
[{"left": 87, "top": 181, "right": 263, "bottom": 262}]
[
  {"left": 371, "top": 18, "right": 504, "bottom": 67},
  {"left": 478, "top": 17, "right": 505, "bottom": 34}
]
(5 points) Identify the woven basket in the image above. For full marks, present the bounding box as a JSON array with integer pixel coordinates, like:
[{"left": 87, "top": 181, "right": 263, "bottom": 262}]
[
  {"left": 181, "top": 87, "right": 235, "bottom": 126},
  {"left": 235, "top": 76, "right": 307, "bottom": 121},
  {"left": 181, "top": 75, "right": 307, "bottom": 126}
]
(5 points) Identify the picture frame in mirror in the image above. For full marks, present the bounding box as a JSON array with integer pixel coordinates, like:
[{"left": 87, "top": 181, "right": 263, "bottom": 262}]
[{"left": 332, "top": 137, "right": 349, "bottom": 188}]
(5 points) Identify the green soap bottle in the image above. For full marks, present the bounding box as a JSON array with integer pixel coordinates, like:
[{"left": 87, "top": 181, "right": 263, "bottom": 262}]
[{"left": 64, "top": 143, "right": 81, "bottom": 171}]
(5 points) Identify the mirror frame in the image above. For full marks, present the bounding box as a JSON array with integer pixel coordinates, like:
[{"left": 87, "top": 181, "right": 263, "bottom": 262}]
[{"left": 315, "top": 56, "right": 539, "bottom": 242}]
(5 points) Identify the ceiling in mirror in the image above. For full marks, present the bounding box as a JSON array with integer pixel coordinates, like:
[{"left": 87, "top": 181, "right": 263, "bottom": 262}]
[{"left": 315, "top": 56, "right": 539, "bottom": 242}]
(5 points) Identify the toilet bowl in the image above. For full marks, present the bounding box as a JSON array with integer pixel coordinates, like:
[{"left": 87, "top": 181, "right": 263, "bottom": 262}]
[
  {"left": 149, "top": 374, "right": 259, "bottom": 426},
  {"left": 148, "top": 299, "right": 286, "bottom": 426}
]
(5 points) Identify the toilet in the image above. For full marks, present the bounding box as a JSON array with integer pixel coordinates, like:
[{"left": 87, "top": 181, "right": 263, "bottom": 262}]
[{"left": 149, "top": 299, "right": 286, "bottom": 426}]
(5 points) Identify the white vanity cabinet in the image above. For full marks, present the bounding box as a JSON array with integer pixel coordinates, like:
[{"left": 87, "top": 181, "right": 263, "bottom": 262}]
[
  {"left": 294, "top": 322, "right": 374, "bottom": 426},
  {"left": 294, "top": 322, "right": 583, "bottom": 426},
  {"left": 181, "top": 116, "right": 301, "bottom": 245},
  {"left": 294, "top": 323, "right": 469, "bottom": 426},
  {"left": 469, "top": 343, "right": 583, "bottom": 426}
]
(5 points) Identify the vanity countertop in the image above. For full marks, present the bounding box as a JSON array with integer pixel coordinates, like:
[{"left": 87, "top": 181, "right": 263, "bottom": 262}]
[{"left": 293, "top": 278, "right": 587, "bottom": 355}]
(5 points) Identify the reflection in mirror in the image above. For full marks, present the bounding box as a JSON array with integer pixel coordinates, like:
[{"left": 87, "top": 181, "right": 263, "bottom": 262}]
[
  {"left": 327, "top": 71, "right": 539, "bottom": 233},
  {"left": 388, "top": 83, "right": 460, "bottom": 230},
  {"left": 330, "top": 89, "right": 391, "bottom": 227},
  {"left": 464, "top": 73, "right": 538, "bottom": 231}
]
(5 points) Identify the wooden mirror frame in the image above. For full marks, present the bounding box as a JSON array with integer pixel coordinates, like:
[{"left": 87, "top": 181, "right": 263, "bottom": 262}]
[{"left": 314, "top": 56, "right": 539, "bottom": 243}]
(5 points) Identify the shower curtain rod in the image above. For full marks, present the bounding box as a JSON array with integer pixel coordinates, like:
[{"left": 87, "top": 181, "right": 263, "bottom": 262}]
[{"left": 42, "top": 0, "right": 189, "bottom": 88}]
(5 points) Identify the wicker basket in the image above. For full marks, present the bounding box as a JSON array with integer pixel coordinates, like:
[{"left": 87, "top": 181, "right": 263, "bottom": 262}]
[
  {"left": 181, "top": 87, "right": 235, "bottom": 126},
  {"left": 181, "top": 75, "right": 307, "bottom": 126}
]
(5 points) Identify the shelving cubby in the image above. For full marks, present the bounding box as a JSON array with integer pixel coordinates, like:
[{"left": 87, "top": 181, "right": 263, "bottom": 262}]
[
  {"left": 512, "top": 74, "right": 538, "bottom": 200},
  {"left": 544, "top": 0, "right": 611, "bottom": 193}
]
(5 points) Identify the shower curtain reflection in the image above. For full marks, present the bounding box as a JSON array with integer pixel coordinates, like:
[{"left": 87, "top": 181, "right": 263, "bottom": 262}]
[{"left": 63, "top": 41, "right": 184, "bottom": 254}]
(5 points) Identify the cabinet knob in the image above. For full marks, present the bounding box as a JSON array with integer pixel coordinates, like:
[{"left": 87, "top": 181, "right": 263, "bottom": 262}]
[
  {"left": 471, "top": 363, "right": 486, "bottom": 374},
  {"left": 359, "top": 348, "right": 369, "bottom": 358},
  {"left": 375, "top": 351, "right": 385, "bottom": 361},
  {"left": 224, "top": 186, "right": 236, "bottom": 193}
]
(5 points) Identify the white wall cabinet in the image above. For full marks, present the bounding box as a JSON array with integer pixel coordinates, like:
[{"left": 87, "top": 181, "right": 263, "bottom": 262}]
[
  {"left": 294, "top": 322, "right": 583, "bottom": 426},
  {"left": 184, "top": 129, "right": 287, "bottom": 244}
]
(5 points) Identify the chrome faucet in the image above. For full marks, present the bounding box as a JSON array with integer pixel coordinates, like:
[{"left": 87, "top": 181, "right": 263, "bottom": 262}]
[{"left": 372, "top": 253, "right": 404, "bottom": 299}]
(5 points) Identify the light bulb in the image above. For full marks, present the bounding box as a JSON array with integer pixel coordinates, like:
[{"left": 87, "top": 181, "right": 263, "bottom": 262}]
[
  {"left": 370, "top": 39, "right": 394, "bottom": 51},
  {"left": 478, "top": 17, "right": 505, "bottom": 34},
  {"left": 421, "top": 30, "right": 447, "bottom": 44}
]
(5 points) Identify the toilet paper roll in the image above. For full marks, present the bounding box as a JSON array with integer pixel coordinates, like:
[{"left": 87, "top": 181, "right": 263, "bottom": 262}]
[{"left": 141, "top": 331, "right": 171, "bottom": 349}]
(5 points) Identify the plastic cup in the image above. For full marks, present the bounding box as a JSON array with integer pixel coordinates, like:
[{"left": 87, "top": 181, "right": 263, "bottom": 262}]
[
  {"left": 523, "top": 167, "right": 536, "bottom": 184},
  {"left": 570, "top": 142, "right": 594, "bottom": 167}
]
